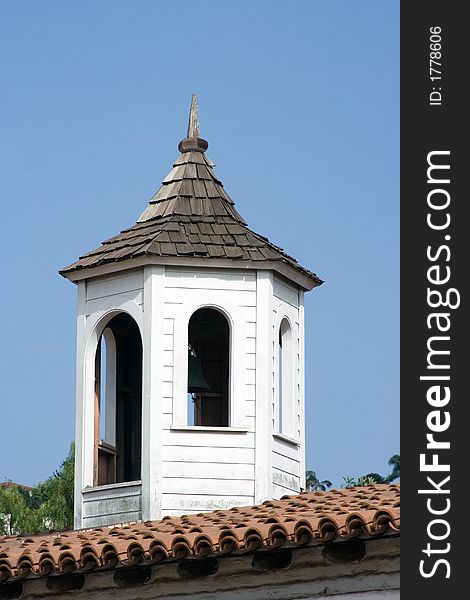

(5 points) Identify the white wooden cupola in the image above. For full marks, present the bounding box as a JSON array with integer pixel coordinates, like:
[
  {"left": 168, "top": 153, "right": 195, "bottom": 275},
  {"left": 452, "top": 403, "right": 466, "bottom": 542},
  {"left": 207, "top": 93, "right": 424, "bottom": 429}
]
[{"left": 60, "top": 96, "right": 323, "bottom": 529}]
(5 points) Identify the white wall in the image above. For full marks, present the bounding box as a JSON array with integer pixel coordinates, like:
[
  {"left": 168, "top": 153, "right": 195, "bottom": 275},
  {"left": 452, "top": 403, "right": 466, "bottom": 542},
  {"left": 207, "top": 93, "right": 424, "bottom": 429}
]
[
  {"left": 82, "top": 481, "right": 142, "bottom": 528},
  {"left": 85, "top": 270, "right": 144, "bottom": 314},
  {"left": 159, "top": 267, "right": 257, "bottom": 515},
  {"left": 271, "top": 275, "right": 303, "bottom": 497},
  {"left": 74, "top": 265, "right": 307, "bottom": 526},
  {"left": 75, "top": 269, "right": 145, "bottom": 528}
]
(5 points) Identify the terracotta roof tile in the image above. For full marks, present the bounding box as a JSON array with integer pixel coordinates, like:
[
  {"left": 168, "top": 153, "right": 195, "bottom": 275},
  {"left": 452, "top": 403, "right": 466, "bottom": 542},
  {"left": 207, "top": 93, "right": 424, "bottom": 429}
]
[{"left": 0, "top": 485, "right": 399, "bottom": 583}]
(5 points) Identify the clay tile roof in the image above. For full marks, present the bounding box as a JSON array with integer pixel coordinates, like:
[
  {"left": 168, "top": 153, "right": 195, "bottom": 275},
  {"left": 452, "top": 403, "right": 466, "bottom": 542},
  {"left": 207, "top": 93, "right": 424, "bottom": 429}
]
[
  {"left": 60, "top": 96, "right": 323, "bottom": 289},
  {"left": 0, "top": 485, "right": 399, "bottom": 583}
]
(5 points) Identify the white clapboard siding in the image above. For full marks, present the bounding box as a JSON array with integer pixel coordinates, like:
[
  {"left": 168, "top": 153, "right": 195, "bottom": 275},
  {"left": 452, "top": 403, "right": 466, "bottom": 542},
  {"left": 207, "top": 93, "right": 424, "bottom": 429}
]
[
  {"left": 162, "top": 461, "right": 255, "bottom": 480},
  {"left": 163, "top": 396, "right": 173, "bottom": 413},
  {"left": 163, "top": 431, "right": 255, "bottom": 448},
  {"left": 162, "top": 365, "right": 173, "bottom": 383},
  {"left": 240, "top": 306, "right": 257, "bottom": 322},
  {"left": 273, "top": 483, "right": 299, "bottom": 499},
  {"left": 246, "top": 369, "right": 256, "bottom": 385},
  {"left": 246, "top": 383, "right": 256, "bottom": 401},
  {"left": 165, "top": 268, "right": 256, "bottom": 291},
  {"left": 272, "top": 467, "right": 300, "bottom": 492},
  {"left": 161, "top": 494, "right": 253, "bottom": 513},
  {"left": 83, "top": 511, "right": 142, "bottom": 527},
  {"left": 162, "top": 381, "right": 173, "bottom": 398},
  {"left": 272, "top": 451, "right": 300, "bottom": 476},
  {"left": 161, "top": 413, "right": 174, "bottom": 429},
  {"left": 246, "top": 353, "right": 256, "bottom": 370},
  {"left": 86, "top": 290, "right": 143, "bottom": 315},
  {"left": 273, "top": 275, "right": 299, "bottom": 307},
  {"left": 163, "top": 334, "right": 173, "bottom": 351},
  {"left": 86, "top": 270, "right": 144, "bottom": 300},
  {"left": 163, "top": 297, "right": 257, "bottom": 323},
  {"left": 245, "top": 415, "right": 256, "bottom": 431},
  {"left": 82, "top": 482, "right": 142, "bottom": 527},
  {"left": 272, "top": 437, "right": 300, "bottom": 461},
  {"left": 163, "top": 477, "right": 254, "bottom": 497},
  {"left": 82, "top": 481, "right": 142, "bottom": 500},
  {"left": 163, "top": 303, "right": 184, "bottom": 319},
  {"left": 163, "top": 318, "right": 174, "bottom": 334},
  {"left": 246, "top": 400, "right": 256, "bottom": 417},
  {"left": 246, "top": 322, "right": 256, "bottom": 337},
  {"left": 163, "top": 445, "right": 255, "bottom": 464},
  {"left": 165, "top": 287, "right": 256, "bottom": 307},
  {"left": 163, "top": 349, "right": 173, "bottom": 366},
  {"left": 271, "top": 275, "right": 303, "bottom": 450},
  {"left": 83, "top": 495, "right": 141, "bottom": 519},
  {"left": 164, "top": 300, "right": 256, "bottom": 323},
  {"left": 245, "top": 337, "right": 256, "bottom": 354}
]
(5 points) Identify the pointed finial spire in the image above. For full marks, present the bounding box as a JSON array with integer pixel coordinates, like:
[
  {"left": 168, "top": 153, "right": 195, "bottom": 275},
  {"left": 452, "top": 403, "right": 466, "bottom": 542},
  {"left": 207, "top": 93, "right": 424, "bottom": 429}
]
[
  {"left": 187, "top": 94, "right": 200, "bottom": 138},
  {"left": 178, "top": 95, "right": 208, "bottom": 154}
]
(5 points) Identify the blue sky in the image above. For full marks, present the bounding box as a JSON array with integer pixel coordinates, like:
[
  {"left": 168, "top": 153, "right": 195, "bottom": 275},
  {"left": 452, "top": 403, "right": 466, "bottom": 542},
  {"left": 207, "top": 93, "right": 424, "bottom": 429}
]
[{"left": 0, "top": 1, "right": 399, "bottom": 488}]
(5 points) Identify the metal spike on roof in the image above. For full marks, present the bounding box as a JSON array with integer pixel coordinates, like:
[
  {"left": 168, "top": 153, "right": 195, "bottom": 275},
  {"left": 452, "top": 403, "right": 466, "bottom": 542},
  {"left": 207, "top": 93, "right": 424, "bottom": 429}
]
[
  {"left": 178, "top": 95, "right": 208, "bottom": 153},
  {"left": 187, "top": 94, "right": 200, "bottom": 138}
]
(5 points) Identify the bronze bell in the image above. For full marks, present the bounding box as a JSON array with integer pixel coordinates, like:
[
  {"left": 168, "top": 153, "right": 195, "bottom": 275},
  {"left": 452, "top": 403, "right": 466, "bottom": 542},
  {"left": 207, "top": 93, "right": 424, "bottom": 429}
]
[{"left": 188, "top": 353, "right": 210, "bottom": 393}]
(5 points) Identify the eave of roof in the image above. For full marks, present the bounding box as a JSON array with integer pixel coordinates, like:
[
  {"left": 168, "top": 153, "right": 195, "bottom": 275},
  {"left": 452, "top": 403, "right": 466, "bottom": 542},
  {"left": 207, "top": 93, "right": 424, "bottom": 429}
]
[
  {"left": 60, "top": 215, "right": 323, "bottom": 289},
  {"left": 0, "top": 485, "right": 399, "bottom": 584}
]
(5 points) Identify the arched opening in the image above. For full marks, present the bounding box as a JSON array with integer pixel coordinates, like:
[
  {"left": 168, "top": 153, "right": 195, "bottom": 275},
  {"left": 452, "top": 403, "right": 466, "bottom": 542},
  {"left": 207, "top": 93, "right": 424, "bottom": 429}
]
[
  {"left": 278, "top": 318, "right": 293, "bottom": 436},
  {"left": 94, "top": 313, "right": 142, "bottom": 486},
  {"left": 187, "top": 308, "right": 230, "bottom": 427}
]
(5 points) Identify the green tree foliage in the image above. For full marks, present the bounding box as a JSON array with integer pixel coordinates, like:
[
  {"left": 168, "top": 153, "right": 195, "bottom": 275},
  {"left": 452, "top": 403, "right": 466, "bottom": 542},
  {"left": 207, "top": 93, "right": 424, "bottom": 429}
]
[
  {"left": 305, "top": 470, "right": 332, "bottom": 492},
  {"left": 0, "top": 484, "right": 42, "bottom": 535},
  {"left": 385, "top": 454, "right": 400, "bottom": 483},
  {"left": 0, "top": 444, "right": 75, "bottom": 535},
  {"left": 342, "top": 474, "right": 379, "bottom": 488},
  {"left": 340, "top": 454, "right": 400, "bottom": 488},
  {"left": 306, "top": 454, "right": 400, "bottom": 491},
  {"left": 362, "top": 472, "right": 386, "bottom": 483}
]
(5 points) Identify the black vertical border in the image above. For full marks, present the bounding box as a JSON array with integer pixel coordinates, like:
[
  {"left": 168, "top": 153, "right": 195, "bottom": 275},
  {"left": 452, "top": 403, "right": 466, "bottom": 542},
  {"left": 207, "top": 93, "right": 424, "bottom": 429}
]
[{"left": 401, "top": 2, "right": 466, "bottom": 597}]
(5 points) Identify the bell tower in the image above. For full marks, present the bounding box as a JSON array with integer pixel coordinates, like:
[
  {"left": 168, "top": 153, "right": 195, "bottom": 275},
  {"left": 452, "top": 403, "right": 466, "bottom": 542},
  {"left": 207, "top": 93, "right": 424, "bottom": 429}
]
[{"left": 61, "top": 97, "right": 322, "bottom": 529}]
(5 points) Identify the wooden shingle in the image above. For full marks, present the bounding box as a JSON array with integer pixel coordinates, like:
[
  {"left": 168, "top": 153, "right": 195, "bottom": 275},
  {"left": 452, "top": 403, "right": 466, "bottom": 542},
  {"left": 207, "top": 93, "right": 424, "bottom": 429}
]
[{"left": 197, "top": 222, "right": 213, "bottom": 235}]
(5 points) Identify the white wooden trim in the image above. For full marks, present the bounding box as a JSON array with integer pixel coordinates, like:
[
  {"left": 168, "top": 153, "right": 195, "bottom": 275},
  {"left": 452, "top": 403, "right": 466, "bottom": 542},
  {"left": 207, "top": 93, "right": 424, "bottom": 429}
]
[
  {"left": 273, "top": 303, "right": 300, "bottom": 441},
  {"left": 102, "top": 328, "right": 117, "bottom": 446},
  {"left": 141, "top": 265, "right": 165, "bottom": 521},
  {"left": 63, "top": 255, "right": 317, "bottom": 291},
  {"left": 275, "top": 313, "right": 296, "bottom": 439},
  {"left": 272, "top": 432, "right": 301, "bottom": 446},
  {"left": 83, "top": 299, "right": 144, "bottom": 341},
  {"left": 172, "top": 290, "right": 247, "bottom": 428},
  {"left": 254, "top": 270, "right": 273, "bottom": 503},
  {"left": 279, "top": 317, "right": 294, "bottom": 438},
  {"left": 74, "top": 281, "right": 86, "bottom": 529},
  {"left": 299, "top": 289, "right": 306, "bottom": 490},
  {"left": 86, "top": 269, "right": 144, "bottom": 299},
  {"left": 82, "top": 302, "right": 144, "bottom": 494},
  {"left": 83, "top": 480, "right": 142, "bottom": 494},
  {"left": 170, "top": 426, "right": 248, "bottom": 433}
]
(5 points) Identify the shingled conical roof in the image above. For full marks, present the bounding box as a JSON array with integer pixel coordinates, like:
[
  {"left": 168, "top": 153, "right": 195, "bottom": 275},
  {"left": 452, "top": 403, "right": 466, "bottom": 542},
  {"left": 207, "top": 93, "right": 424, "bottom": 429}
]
[{"left": 60, "top": 96, "right": 322, "bottom": 288}]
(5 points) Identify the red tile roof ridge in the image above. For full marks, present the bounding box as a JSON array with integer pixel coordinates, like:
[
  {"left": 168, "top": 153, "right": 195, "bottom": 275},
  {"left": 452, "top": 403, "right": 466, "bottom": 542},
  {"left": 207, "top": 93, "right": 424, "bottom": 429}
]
[{"left": 0, "top": 485, "right": 399, "bottom": 583}]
